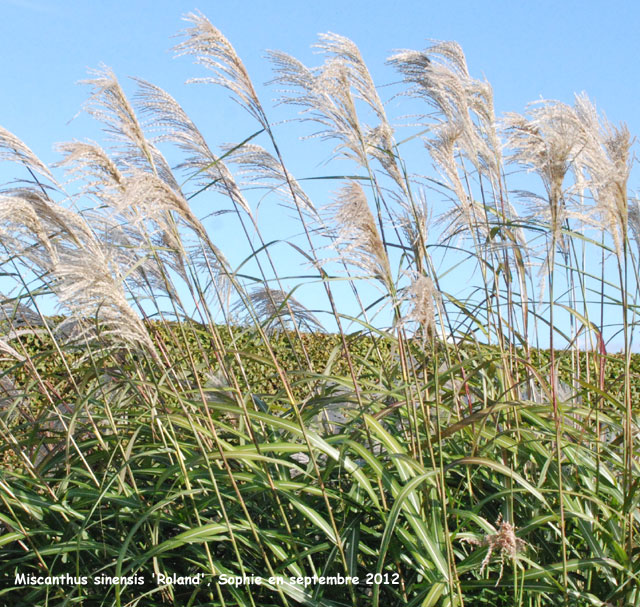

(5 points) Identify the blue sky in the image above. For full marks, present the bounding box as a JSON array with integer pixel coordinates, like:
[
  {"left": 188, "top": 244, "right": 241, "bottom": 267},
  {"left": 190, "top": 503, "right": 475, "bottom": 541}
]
[
  {"left": 0, "top": 0, "right": 637, "bottom": 345},
  {"left": 2, "top": 0, "right": 638, "bottom": 164}
]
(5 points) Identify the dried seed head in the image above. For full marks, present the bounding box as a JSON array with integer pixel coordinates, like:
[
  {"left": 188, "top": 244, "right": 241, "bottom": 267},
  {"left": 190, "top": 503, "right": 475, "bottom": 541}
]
[
  {"left": 134, "top": 79, "right": 250, "bottom": 215},
  {"left": 574, "top": 94, "right": 632, "bottom": 256},
  {"left": 234, "top": 286, "right": 322, "bottom": 334},
  {"left": 0, "top": 125, "right": 55, "bottom": 183},
  {"left": 504, "top": 100, "right": 587, "bottom": 248},
  {"left": 270, "top": 34, "right": 397, "bottom": 174},
  {"left": 403, "top": 274, "right": 438, "bottom": 338},
  {"left": 175, "top": 11, "right": 266, "bottom": 127},
  {"left": 326, "top": 182, "right": 391, "bottom": 288},
  {"left": 465, "top": 513, "right": 528, "bottom": 585}
]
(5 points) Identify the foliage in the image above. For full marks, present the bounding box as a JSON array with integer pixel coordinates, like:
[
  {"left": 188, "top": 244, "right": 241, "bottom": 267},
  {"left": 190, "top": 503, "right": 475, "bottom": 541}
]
[{"left": 1, "top": 11, "right": 639, "bottom": 607}]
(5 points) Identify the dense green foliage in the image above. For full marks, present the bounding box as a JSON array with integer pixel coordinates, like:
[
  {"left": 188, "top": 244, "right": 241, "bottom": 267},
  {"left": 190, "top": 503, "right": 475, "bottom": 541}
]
[
  {"left": 2, "top": 319, "right": 639, "bottom": 405},
  {"left": 2, "top": 322, "right": 639, "bottom": 606}
]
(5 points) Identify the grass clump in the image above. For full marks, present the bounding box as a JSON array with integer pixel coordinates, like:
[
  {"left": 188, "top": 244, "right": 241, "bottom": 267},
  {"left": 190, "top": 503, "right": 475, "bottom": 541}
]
[{"left": 1, "top": 11, "right": 639, "bottom": 607}]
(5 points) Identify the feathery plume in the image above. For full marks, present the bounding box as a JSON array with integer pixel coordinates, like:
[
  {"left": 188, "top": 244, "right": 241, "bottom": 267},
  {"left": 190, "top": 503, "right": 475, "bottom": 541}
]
[
  {"left": 574, "top": 94, "right": 632, "bottom": 256},
  {"left": 326, "top": 181, "right": 392, "bottom": 287},
  {"left": 117, "top": 171, "right": 200, "bottom": 232},
  {"left": 174, "top": 12, "right": 266, "bottom": 128},
  {"left": 134, "top": 79, "right": 251, "bottom": 214},
  {"left": 269, "top": 51, "right": 365, "bottom": 164},
  {"left": 234, "top": 286, "right": 322, "bottom": 333},
  {"left": 0, "top": 193, "right": 57, "bottom": 271},
  {"left": 0, "top": 125, "right": 55, "bottom": 183},
  {"left": 52, "top": 239, "right": 154, "bottom": 350},
  {"left": 0, "top": 189, "right": 153, "bottom": 350},
  {"left": 81, "top": 66, "right": 176, "bottom": 186},
  {"left": 394, "top": 194, "right": 430, "bottom": 274},
  {"left": 402, "top": 274, "right": 439, "bottom": 338},
  {"left": 191, "top": 239, "right": 232, "bottom": 312},
  {"left": 389, "top": 41, "right": 500, "bottom": 175},
  {"left": 628, "top": 197, "right": 640, "bottom": 255},
  {"left": 315, "top": 32, "right": 387, "bottom": 122},
  {"left": 223, "top": 142, "right": 316, "bottom": 215},
  {"left": 426, "top": 122, "right": 492, "bottom": 244},
  {"left": 113, "top": 170, "right": 229, "bottom": 287},
  {"left": 55, "top": 140, "right": 125, "bottom": 193},
  {"left": 390, "top": 42, "right": 514, "bottom": 251},
  {"left": 270, "top": 34, "right": 401, "bottom": 182},
  {"left": 504, "top": 101, "right": 587, "bottom": 245}
]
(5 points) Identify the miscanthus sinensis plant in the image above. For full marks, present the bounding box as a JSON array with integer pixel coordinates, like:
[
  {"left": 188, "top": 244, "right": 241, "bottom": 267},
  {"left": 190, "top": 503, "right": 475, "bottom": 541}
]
[{"left": 0, "top": 11, "right": 638, "bottom": 607}]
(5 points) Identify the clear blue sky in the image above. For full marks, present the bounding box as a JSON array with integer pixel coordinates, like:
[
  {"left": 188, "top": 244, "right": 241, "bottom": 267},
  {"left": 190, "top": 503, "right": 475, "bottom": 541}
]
[
  {"left": 1, "top": 0, "right": 638, "bottom": 165},
  {"left": 0, "top": 0, "right": 637, "bottom": 345}
]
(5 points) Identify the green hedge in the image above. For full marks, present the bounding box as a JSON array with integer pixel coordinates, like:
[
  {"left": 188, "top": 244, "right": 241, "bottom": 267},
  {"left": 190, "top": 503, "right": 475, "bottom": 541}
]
[{"left": 2, "top": 318, "right": 638, "bottom": 408}]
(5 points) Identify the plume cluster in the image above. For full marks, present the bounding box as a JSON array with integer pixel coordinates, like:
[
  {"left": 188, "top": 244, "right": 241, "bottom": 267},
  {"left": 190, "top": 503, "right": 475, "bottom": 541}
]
[
  {"left": 234, "top": 286, "right": 322, "bottom": 333},
  {"left": 0, "top": 186, "right": 153, "bottom": 349},
  {"left": 402, "top": 274, "right": 439, "bottom": 338},
  {"left": 269, "top": 32, "right": 402, "bottom": 185},
  {"left": 174, "top": 11, "right": 266, "bottom": 128},
  {"left": 0, "top": 15, "right": 638, "bottom": 607},
  {"left": 325, "top": 182, "right": 392, "bottom": 288}
]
